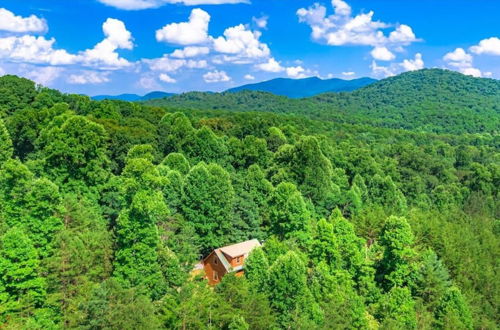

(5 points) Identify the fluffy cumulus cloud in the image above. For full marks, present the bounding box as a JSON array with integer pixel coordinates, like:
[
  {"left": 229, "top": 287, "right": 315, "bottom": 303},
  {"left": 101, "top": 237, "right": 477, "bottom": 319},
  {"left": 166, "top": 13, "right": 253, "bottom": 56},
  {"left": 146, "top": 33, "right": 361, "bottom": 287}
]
[
  {"left": 0, "top": 35, "right": 77, "bottom": 65},
  {"left": 25, "top": 66, "right": 64, "bottom": 85},
  {"left": 371, "top": 46, "right": 395, "bottom": 61},
  {"left": 171, "top": 46, "right": 210, "bottom": 58},
  {"left": 0, "top": 8, "right": 47, "bottom": 33},
  {"left": 443, "top": 48, "right": 489, "bottom": 78},
  {"left": 342, "top": 71, "right": 355, "bottom": 77},
  {"left": 159, "top": 73, "right": 176, "bottom": 83},
  {"left": 68, "top": 70, "right": 111, "bottom": 84},
  {"left": 213, "top": 24, "right": 270, "bottom": 62},
  {"left": 244, "top": 74, "right": 255, "bottom": 80},
  {"left": 156, "top": 9, "right": 210, "bottom": 45},
  {"left": 203, "top": 69, "right": 230, "bottom": 83},
  {"left": 297, "top": 0, "right": 419, "bottom": 61},
  {"left": 255, "top": 57, "right": 283, "bottom": 72},
  {"left": 0, "top": 17, "right": 133, "bottom": 70},
  {"left": 80, "top": 18, "right": 134, "bottom": 68},
  {"left": 97, "top": 0, "right": 248, "bottom": 10},
  {"left": 371, "top": 53, "right": 424, "bottom": 78},
  {"left": 286, "top": 66, "right": 305, "bottom": 78},
  {"left": 401, "top": 53, "right": 424, "bottom": 71},
  {"left": 470, "top": 37, "right": 500, "bottom": 56}
]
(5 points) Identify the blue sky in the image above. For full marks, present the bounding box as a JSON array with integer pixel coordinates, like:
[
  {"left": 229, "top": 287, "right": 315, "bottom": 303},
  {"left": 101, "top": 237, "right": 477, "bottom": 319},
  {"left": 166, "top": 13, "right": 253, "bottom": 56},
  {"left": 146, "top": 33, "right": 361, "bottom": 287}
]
[{"left": 0, "top": 0, "right": 498, "bottom": 95}]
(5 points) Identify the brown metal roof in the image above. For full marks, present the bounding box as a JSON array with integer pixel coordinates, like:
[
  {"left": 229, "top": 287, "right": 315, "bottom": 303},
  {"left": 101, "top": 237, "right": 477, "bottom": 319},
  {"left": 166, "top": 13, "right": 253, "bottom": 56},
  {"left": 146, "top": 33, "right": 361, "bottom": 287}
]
[{"left": 219, "top": 239, "right": 261, "bottom": 258}]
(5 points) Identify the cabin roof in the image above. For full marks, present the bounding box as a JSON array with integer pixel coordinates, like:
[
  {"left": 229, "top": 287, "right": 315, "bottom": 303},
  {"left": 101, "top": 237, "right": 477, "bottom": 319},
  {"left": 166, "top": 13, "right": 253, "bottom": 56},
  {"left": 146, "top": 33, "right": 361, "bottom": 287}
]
[
  {"left": 219, "top": 239, "right": 261, "bottom": 258},
  {"left": 203, "top": 239, "right": 261, "bottom": 273}
]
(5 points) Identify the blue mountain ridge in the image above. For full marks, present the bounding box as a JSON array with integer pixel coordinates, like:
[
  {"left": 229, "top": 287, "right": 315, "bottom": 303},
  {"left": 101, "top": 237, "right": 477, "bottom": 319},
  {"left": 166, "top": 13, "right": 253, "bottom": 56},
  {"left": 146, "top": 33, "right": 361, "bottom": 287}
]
[{"left": 226, "top": 76, "right": 377, "bottom": 98}]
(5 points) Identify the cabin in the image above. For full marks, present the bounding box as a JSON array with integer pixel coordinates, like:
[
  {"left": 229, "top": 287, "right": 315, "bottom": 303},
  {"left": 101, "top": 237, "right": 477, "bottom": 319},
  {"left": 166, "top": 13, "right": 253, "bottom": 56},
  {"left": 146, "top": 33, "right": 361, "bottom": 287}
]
[{"left": 201, "top": 239, "right": 261, "bottom": 285}]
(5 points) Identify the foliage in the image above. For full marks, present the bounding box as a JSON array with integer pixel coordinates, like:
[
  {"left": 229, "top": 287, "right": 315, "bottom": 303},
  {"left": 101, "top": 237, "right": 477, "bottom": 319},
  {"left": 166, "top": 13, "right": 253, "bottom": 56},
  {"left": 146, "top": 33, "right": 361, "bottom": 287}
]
[{"left": 0, "top": 73, "right": 496, "bottom": 328}]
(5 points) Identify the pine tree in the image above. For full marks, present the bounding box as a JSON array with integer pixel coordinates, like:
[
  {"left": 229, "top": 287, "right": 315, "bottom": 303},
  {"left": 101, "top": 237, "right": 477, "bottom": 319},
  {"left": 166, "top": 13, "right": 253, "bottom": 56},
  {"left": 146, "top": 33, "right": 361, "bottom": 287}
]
[
  {"left": 415, "top": 249, "right": 451, "bottom": 308},
  {"left": 378, "top": 216, "right": 418, "bottom": 290},
  {"left": 376, "top": 286, "right": 417, "bottom": 329},
  {"left": 434, "top": 286, "right": 473, "bottom": 329}
]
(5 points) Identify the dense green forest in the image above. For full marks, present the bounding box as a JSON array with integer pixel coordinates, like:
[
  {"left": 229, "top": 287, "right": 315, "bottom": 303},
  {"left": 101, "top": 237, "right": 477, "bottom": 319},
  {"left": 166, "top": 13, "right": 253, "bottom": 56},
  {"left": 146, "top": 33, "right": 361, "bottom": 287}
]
[
  {"left": 0, "top": 71, "right": 498, "bottom": 329},
  {"left": 146, "top": 69, "right": 500, "bottom": 135}
]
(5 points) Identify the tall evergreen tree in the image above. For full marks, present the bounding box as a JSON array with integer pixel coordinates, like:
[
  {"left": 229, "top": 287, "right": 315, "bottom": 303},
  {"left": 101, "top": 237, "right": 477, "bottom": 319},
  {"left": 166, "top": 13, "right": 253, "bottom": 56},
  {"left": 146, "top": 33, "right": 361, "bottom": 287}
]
[
  {"left": 434, "top": 286, "right": 473, "bottom": 329},
  {"left": 376, "top": 286, "right": 417, "bottom": 329},
  {"left": 378, "top": 216, "right": 418, "bottom": 290}
]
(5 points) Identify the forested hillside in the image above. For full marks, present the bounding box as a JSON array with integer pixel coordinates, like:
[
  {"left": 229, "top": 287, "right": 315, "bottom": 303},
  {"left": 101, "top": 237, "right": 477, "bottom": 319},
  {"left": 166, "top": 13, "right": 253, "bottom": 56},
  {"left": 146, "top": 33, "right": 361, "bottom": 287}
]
[
  {"left": 146, "top": 69, "right": 500, "bottom": 134},
  {"left": 0, "top": 74, "right": 498, "bottom": 329},
  {"left": 226, "top": 76, "right": 377, "bottom": 98}
]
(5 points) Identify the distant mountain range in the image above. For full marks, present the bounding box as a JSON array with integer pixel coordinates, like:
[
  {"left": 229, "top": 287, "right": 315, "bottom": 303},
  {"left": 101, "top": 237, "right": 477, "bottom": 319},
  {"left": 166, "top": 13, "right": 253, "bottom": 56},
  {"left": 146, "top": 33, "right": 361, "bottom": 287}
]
[
  {"left": 91, "top": 91, "right": 175, "bottom": 101},
  {"left": 226, "top": 76, "right": 377, "bottom": 98},
  {"left": 91, "top": 77, "right": 376, "bottom": 102},
  {"left": 145, "top": 69, "right": 500, "bottom": 134}
]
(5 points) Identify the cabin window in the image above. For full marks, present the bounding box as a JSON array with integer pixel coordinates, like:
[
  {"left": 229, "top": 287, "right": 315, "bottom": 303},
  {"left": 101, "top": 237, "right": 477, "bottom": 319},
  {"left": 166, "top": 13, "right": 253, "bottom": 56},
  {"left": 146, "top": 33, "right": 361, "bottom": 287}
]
[
  {"left": 236, "top": 256, "right": 241, "bottom": 264},
  {"left": 213, "top": 271, "right": 218, "bottom": 281},
  {"left": 214, "top": 257, "right": 218, "bottom": 265}
]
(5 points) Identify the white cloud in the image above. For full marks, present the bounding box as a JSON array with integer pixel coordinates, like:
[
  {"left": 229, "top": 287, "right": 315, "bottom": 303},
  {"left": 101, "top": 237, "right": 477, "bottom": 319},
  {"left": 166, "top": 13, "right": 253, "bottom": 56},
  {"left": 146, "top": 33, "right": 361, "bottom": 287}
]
[
  {"left": 443, "top": 48, "right": 485, "bottom": 77},
  {"left": 213, "top": 24, "right": 270, "bottom": 61},
  {"left": 68, "top": 70, "right": 111, "bottom": 84},
  {"left": 171, "top": 46, "right": 210, "bottom": 58},
  {"left": 0, "top": 66, "right": 4, "bottom": 76},
  {"left": 159, "top": 73, "right": 177, "bottom": 83},
  {"left": 297, "top": 0, "right": 419, "bottom": 54},
  {"left": 138, "top": 75, "right": 161, "bottom": 89},
  {"left": 371, "top": 60, "right": 396, "bottom": 78},
  {"left": 97, "top": 0, "right": 247, "bottom": 10},
  {"left": 443, "top": 48, "right": 472, "bottom": 63},
  {"left": 252, "top": 16, "right": 268, "bottom": 29},
  {"left": 0, "top": 8, "right": 47, "bottom": 33},
  {"left": 342, "top": 71, "right": 355, "bottom": 77},
  {"left": 145, "top": 54, "right": 207, "bottom": 72},
  {"left": 332, "top": 0, "right": 351, "bottom": 16},
  {"left": 0, "top": 35, "right": 77, "bottom": 65},
  {"left": 371, "top": 53, "right": 424, "bottom": 78},
  {"left": 0, "top": 18, "right": 133, "bottom": 69},
  {"left": 156, "top": 9, "right": 210, "bottom": 45},
  {"left": 80, "top": 18, "right": 134, "bottom": 69},
  {"left": 203, "top": 70, "right": 230, "bottom": 83},
  {"left": 255, "top": 57, "right": 283, "bottom": 72},
  {"left": 244, "top": 74, "right": 255, "bottom": 80},
  {"left": 371, "top": 46, "right": 395, "bottom": 61},
  {"left": 26, "top": 66, "right": 63, "bottom": 85},
  {"left": 401, "top": 53, "right": 424, "bottom": 71},
  {"left": 286, "top": 66, "right": 306, "bottom": 78},
  {"left": 470, "top": 37, "right": 500, "bottom": 56},
  {"left": 388, "top": 25, "right": 417, "bottom": 45},
  {"left": 460, "top": 67, "right": 483, "bottom": 78}
]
